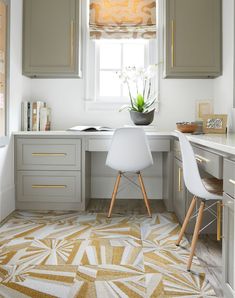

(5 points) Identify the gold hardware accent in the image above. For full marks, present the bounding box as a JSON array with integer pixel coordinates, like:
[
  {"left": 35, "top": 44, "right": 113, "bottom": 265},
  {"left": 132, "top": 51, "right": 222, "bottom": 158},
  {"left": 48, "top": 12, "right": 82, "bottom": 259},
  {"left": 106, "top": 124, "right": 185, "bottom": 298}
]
[
  {"left": 229, "top": 179, "right": 235, "bottom": 185},
  {"left": 195, "top": 154, "right": 210, "bottom": 163},
  {"left": 32, "top": 153, "right": 67, "bottom": 157},
  {"left": 178, "top": 167, "right": 182, "bottom": 192},
  {"left": 171, "top": 20, "right": 175, "bottom": 68},
  {"left": 217, "top": 201, "right": 222, "bottom": 241},
  {"left": 32, "top": 185, "right": 67, "bottom": 189},
  {"left": 70, "top": 20, "right": 75, "bottom": 67}
]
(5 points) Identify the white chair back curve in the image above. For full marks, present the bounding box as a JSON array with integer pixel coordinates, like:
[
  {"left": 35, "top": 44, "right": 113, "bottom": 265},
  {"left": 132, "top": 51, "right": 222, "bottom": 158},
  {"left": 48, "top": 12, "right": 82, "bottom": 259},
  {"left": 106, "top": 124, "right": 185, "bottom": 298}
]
[
  {"left": 176, "top": 131, "right": 221, "bottom": 200},
  {"left": 106, "top": 127, "right": 153, "bottom": 172}
]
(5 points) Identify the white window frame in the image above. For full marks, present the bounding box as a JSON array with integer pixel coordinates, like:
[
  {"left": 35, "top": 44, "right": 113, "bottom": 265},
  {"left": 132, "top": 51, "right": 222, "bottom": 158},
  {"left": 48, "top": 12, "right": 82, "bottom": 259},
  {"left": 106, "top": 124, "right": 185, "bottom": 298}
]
[
  {"left": 83, "top": 0, "right": 160, "bottom": 111},
  {"left": 95, "top": 39, "right": 150, "bottom": 103}
]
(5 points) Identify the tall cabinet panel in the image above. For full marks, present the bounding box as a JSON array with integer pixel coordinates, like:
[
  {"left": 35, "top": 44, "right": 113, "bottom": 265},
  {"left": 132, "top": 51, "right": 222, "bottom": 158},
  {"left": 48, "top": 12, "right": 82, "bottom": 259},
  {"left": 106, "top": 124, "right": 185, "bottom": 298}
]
[
  {"left": 23, "top": 0, "right": 81, "bottom": 78},
  {"left": 164, "top": 0, "right": 221, "bottom": 78}
]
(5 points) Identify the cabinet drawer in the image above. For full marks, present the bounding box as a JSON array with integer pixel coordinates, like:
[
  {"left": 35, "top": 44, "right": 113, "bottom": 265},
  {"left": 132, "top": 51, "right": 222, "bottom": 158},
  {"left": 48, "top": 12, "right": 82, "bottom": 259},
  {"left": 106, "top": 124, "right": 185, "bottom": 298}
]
[
  {"left": 174, "top": 140, "right": 182, "bottom": 160},
  {"left": 193, "top": 146, "right": 223, "bottom": 179},
  {"left": 16, "top": 171, "right": 81, "bottom": 203},
  {"left": 224, "top": 159, "right": 235, "bottom": 198},
  {"left": 87, "top": 138, "right": 170, "bottom": 152},
  {"left": 16, "top": 138, "right": 81, "bottom": 170}
]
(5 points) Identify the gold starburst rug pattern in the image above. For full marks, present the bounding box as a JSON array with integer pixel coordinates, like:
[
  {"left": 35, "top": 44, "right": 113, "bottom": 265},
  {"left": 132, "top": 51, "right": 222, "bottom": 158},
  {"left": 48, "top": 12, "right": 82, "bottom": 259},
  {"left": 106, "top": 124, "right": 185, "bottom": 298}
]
[{"left": 0, "top": 211, "right": 216, "bottom": 297}]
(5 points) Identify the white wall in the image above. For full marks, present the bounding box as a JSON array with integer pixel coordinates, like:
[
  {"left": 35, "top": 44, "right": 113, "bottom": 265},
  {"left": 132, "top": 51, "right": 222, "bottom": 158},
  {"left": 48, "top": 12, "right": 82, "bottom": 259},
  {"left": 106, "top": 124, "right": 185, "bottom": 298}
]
[
  {"left": 213, "top": 0, "right": 234, "bottom": 130},
  {"left": 0, "top": 0, "right": 31, "bottom": 220},
  {"left": 30, "top": 77, "right": 214, "bottom": 131}
]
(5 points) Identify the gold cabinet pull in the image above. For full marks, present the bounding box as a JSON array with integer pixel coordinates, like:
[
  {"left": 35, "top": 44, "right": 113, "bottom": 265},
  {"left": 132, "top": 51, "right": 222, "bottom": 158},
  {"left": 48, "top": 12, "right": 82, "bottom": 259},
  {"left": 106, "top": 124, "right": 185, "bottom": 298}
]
[
  {"left": 178, "top": 167, "right": 182, "bottom": 192},
  {"left": 32, "top": 153, "right": 67, "bottom": 157},
  {"left": 229, "top": 179, "right": 235, "bottom": 185},
  {"left": 195, "top": 154, "right": 210, "bottom": 163},
  {"left": 216, "top": 201, "right": 222, "bottom": 241},
  {"left": 171, "top": 20, "right": 175, "bottom": 68},
  {"left": 70, "top": 20, "right": 75, "bottom": 67},
  {"left": 32, "top": 185, "right": 67, "bottom": 189}
]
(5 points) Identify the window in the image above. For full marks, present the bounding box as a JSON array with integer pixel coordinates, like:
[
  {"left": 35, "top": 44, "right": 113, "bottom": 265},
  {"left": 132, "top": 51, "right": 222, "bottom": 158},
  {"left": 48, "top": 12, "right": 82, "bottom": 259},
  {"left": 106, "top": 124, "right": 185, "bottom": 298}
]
[
  {"left": 85, "top": 38, "right": 157, "bottom": 109},
  {"left": 97, "top": 39, "right": 148, "bottom": 101}
]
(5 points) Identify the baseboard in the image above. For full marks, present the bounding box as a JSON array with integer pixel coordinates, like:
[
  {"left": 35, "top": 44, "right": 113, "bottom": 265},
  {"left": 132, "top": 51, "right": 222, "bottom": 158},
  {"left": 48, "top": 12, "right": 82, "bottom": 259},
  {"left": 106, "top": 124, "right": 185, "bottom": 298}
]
[{"left": 0, "top": 185, "right": 15, "bottom": 222}]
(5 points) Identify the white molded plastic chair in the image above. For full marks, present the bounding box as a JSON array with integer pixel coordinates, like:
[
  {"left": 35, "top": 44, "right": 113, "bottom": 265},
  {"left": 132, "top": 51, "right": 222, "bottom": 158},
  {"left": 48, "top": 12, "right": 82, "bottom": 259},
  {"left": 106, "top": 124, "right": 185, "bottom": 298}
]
[
  {"left": 106, "top": 128, "right": 153, "bottom": 218},
  {"left": 175, "top": 131, "right": 223, "bottom": 271}
]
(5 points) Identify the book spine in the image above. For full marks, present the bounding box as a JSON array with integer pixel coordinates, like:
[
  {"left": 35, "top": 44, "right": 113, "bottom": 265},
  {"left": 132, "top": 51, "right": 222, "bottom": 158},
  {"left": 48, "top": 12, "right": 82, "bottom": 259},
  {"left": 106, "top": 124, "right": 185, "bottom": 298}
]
[
  {"left": 28, "top": 102, "right": 32, "bottom": 131},
  {"left": 36, "top": 101, "right": 45, "bottom": 131},
  {"left": 32, "top": 102, "right": 37, "bottom": 131},
  {"left": 39, "top": 107, "right": 47, "bottom": 131},
  {"left": 46, "top": 107, "right": 51, "bottom": 131},
  {"left": 21, "top": 102, "right": 28, "bottom": 131},
  {"left": 39, "top": 107, "right": 51, "bottom": 131}
]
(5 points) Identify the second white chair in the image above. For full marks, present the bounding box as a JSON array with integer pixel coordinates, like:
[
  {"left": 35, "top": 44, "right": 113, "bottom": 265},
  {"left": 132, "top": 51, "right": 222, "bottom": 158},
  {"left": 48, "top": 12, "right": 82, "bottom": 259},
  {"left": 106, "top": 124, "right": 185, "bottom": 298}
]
[
  {"left": 106, "top": 127, "right": 153, "bottom": 218},
  {"left": 175, "top": 131, "right": 223, "bottom": 271}
]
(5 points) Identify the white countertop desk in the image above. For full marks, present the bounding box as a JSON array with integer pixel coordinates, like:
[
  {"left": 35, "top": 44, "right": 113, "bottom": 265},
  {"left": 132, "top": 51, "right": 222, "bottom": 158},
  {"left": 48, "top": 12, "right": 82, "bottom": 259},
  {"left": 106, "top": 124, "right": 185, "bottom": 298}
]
[{"left": 14, "top": 130, "right": 235, "bottom": 211}]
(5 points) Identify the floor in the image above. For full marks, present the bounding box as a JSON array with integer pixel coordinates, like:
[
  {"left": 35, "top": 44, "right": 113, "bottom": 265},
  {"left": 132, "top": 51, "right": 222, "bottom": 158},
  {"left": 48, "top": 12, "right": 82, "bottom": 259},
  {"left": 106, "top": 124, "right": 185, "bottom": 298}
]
[
  {"left": 0, "top": 199, "right": 222, "bottom": 297},
  {"left": 89, "top": 199, "right": 223, "bottom": 297}
]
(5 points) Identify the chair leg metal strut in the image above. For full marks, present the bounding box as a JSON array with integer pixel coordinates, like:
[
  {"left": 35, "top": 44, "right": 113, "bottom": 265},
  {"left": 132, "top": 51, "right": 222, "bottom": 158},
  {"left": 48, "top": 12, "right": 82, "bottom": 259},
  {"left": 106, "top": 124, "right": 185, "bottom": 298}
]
[{"left": 107, "top": 172, "right": 152, "bottom": 218}]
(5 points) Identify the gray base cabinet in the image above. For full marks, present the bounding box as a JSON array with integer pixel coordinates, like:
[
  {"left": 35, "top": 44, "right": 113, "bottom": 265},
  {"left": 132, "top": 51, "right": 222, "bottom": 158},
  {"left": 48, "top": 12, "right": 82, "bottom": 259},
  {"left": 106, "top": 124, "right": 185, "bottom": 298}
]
[
  {"left": 23, "top": 0, "right": 81, "bottom": 78},
  {"left": 15, "top": 137, "right": 85, "bottom": 210},
  {"left": 164, "top": 0, "right": 221, "bottom": 78},
  {"left": 222, "top": 160, "right": 235, "bottom": 298}
]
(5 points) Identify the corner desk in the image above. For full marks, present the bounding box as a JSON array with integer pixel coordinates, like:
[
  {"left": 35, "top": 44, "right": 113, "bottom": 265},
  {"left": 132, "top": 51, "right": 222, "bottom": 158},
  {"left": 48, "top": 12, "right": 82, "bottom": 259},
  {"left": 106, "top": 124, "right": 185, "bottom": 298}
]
[{"left": 14, "top": 131, "right": 235, "bottom": 297}]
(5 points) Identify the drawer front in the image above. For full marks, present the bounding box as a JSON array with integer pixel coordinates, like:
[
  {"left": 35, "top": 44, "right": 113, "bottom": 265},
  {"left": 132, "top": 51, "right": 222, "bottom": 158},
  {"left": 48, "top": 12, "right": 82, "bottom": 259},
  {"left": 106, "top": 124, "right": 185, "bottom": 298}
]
[
  {"left": 148, "top": 139, "right": 170, "bottom": 152},
  {"left": 193, "top": 146, "right": 223, "bottom": 179},
  {"left": 16, "top": 138, "right": 81, "bottom": 170},
  {"left": 87, "top": 138, "right": 170, "bottom": 152},
  {"left": 17, "top": 171, "right": 81, "bottom": 203},
  {"left": 174, "top": 140, "right": 182, "bottom": 160},
  {"left": 224, "top": 159, "right": 235, "bottom": 198}
]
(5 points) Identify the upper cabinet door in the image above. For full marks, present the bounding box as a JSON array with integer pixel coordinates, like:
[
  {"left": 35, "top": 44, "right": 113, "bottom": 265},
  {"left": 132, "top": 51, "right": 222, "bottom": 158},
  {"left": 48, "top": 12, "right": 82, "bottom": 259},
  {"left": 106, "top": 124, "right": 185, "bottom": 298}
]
[
  {"left": 23, "top": 0, "right": 81, "bottom": 78},
  {"left": 164, "top": 0, "right": 221, "bottom": 78}
]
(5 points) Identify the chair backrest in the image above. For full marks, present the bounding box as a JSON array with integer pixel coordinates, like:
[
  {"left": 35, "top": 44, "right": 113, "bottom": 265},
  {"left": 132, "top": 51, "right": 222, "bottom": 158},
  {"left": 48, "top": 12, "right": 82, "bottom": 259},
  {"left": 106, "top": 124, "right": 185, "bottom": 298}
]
[
  {"left": 106, "top": 127, "right": 153, "bottom": 172},
  {"left": 176, "top": 131, "right": 206, "bottom": 197}
]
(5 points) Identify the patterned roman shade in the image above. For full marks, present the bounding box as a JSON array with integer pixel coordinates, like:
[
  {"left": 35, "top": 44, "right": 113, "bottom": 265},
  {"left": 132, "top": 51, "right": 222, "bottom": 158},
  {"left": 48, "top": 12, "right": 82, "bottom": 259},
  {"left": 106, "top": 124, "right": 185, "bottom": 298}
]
[{"left": 89, "top": 0, "right": 156, "bottom": 39}]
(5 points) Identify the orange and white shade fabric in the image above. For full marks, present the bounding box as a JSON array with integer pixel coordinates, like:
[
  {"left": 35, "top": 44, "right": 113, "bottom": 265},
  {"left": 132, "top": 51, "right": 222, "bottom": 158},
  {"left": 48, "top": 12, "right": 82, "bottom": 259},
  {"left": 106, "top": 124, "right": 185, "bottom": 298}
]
[{"left": 89, "top": 0, "right": 156, "bottom": 39}]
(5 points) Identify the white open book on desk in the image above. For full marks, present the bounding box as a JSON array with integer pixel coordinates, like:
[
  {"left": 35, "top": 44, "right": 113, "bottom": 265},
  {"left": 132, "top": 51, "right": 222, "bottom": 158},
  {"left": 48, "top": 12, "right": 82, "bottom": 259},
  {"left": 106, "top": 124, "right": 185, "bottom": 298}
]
[{"left": 68, "top": 126, "right": 113, "bottom": 132}]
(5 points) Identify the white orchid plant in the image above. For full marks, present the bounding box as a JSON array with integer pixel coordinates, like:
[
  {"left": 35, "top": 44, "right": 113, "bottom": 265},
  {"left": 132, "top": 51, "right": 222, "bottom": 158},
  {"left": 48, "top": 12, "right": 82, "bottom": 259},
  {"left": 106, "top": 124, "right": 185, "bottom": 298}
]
[{"left": 117, "top": 64, "right": 159, "bottom": 113}]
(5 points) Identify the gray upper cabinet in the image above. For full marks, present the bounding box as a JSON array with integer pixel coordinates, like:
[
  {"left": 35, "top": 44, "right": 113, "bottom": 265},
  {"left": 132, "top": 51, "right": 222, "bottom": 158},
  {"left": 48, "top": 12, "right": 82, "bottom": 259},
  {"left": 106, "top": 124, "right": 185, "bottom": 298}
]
[
  {"left": 164, "top": 0, "right": 221, "bottom": 78},
  {"left": 23, "top": 0, "right": 81, "bottom": 78}
]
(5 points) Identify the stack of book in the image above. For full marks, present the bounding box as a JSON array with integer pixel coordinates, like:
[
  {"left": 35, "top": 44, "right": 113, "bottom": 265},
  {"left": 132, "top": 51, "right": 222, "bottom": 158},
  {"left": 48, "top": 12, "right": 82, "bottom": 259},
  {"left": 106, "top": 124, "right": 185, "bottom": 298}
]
[{"left": 21, "top": 101, "right": 51, "bottom": 131}]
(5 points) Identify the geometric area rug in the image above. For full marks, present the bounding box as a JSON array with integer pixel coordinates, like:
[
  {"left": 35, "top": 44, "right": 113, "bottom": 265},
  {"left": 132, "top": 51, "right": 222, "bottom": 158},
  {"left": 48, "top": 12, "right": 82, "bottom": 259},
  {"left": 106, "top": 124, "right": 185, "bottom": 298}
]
[{"left": 0, "top": 211, "right": 217, "bottom": 297}]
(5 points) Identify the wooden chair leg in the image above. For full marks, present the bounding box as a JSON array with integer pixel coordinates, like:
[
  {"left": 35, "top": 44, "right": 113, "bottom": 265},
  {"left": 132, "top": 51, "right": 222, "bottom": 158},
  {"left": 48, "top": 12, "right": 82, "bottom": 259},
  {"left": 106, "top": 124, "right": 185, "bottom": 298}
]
[
  {"left": 138, "top": 173, "right": 152, "bottom": 217},
  {"left": 187, "top": 200, "right": 205, "bottom": 271},
  {"left": 107, "top": 173, "right": 122, "bottom": 218},
  {"left": 176, "top": 196, "right": 197, "bottom": 246}
]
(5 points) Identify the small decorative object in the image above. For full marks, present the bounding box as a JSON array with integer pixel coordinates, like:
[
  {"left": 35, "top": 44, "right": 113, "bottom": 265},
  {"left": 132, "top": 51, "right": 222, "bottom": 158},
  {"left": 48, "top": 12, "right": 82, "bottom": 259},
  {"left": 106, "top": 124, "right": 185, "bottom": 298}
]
[
  {"left": 117, "top": 64, "right": 159, "bottom": 125},
  {"left": 196, "top": 100, "right": 213, "bottom": 121},
  {"left": 176, "top": 122, "right": 198, "bottom": 133},
  {"left": 202, "top": 114, "right": 227, "bottom": 134}
]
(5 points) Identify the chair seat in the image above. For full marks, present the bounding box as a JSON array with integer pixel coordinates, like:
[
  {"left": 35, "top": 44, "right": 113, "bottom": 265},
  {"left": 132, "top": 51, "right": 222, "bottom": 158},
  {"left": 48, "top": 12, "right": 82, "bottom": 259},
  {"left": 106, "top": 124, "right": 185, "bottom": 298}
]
[{"left": 202, "top": 178, "right": 223, "bottom": 196}]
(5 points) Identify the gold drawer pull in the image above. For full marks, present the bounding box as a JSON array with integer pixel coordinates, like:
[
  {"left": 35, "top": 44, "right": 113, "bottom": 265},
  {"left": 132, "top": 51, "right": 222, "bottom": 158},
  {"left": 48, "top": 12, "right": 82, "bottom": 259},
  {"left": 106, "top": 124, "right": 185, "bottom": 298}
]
[
  {"left": 32, "top": 185, "right": 67, "bottom": 189},
  {"left": 229, "top": 179, "right": 235, "bottom": 185},
  {"left": 178, "top": 167, "right": 182, "bottom": 192},
  {"left": 195, "top": 154, "right": 210, "bottom": 163},
  {"left": 217, "top": 201, "right": 222, "bottom": 241},
  {"left": 32, "top": 153, "right": 67, "bottom": 157}
]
